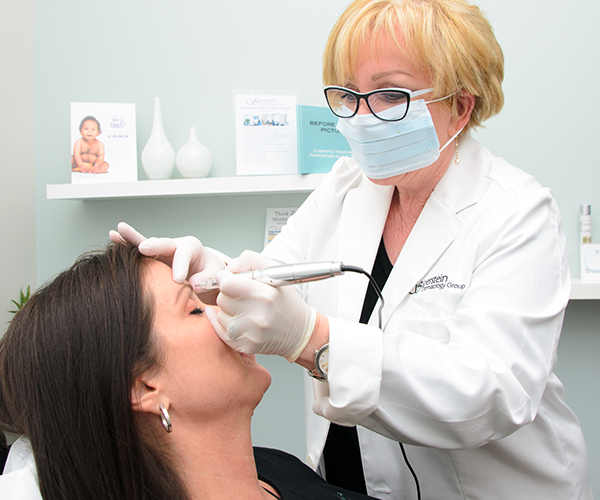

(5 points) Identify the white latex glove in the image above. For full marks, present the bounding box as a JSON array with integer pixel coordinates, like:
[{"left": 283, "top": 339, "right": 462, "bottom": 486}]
[
  {"left": 206, "top": 251, "right": 317, "bottom": 362},
  {"left": 108, "top": 222, "right": 226, "bottom": 291}
]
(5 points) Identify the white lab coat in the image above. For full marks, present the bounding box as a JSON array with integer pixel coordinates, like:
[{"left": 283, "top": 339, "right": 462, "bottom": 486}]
[{"left": 263, "top": 136, "right": 593, "bottom": 500}]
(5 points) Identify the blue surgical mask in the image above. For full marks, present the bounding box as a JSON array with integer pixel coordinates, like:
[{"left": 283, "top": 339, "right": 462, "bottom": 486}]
[{"left": 336, "top": 93, "right": 460, "bottom": 179}]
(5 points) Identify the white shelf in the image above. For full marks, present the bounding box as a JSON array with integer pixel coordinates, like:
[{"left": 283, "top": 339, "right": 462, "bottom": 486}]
[
  {"left": 46, "top": 174, "right": 327, "bottom": 201},
  {"left": 570, "top": 279, "right": 600, "bottom": 300},
  {"left": 46, "top": 177, "right": 600, "bottom": 300}
]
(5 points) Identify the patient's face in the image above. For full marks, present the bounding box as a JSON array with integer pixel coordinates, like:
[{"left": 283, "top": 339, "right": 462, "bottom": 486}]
[{"left": 144, "top": 259, "right": 271, "bottom": 420}]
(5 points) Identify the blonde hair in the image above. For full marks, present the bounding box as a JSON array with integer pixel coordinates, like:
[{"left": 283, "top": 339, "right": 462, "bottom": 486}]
[{"left": 322, "top": 0, "right": 504, "bottom": 132}]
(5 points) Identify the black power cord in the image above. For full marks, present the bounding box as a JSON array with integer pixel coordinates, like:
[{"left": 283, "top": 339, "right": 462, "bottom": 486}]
[
  {"left": 340, "top": 264, "right": 422, "bottom": 500},
  {"left": 340, "top": 265, "right": 385, "bottom": 328},
  {"left": 399, "top": 442, "right": 422, "bottom": 500}
]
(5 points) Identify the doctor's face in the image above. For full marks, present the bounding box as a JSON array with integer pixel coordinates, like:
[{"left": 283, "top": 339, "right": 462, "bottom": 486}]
[
  {"left": 348, "top": 32, "right": 456, "bottom": 191},
  {"left": 143, "top": 259, "right": 271, "bottom": 421}
]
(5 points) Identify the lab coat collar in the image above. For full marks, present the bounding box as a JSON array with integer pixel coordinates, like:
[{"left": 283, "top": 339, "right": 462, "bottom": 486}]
[
  {"left": 0, "top": 435, "right": 43, "bottom": 500},
  {"left": 338, "top": 176, "right": 394, "bottom": 323},
  {"left": 432, "top": 134, "right": 487, "bottom": 215},
  {"left": 380, "top": 135, "right": 486, "bottom": 328},
  {"left": 381, "top": 193, "right": 462, "bottom": 327},
  {"left": 336, "top": 135, "right": 487, "bottom": 328}
]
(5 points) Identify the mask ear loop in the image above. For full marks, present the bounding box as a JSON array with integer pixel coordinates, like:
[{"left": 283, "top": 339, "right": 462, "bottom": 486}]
[
  {"left": 424, "top": 89, "right": 465, "bottom": 165},
  {"left": 424, "top": 89, "right": 460, "bottom": 105}
]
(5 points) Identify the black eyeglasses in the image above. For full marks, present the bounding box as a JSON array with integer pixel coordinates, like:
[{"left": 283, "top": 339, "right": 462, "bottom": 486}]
[{"left": 324, "top": 86, "right": 434, "bottom": 122}]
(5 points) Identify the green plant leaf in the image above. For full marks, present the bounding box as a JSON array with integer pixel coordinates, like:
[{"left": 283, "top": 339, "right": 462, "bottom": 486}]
[{"left": 8, "top": 285, "right": 31, "bottom": 316}]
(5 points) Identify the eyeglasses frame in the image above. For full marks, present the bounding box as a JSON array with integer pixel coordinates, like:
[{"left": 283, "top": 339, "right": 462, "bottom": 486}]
[{"left": 323, "top": 86, "right": 434, "bottom": 122}]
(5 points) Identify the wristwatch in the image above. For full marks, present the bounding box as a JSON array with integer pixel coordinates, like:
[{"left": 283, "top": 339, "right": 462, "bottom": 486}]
[{"left": 308, "top": 343, "right": 329, "bottom": 381}]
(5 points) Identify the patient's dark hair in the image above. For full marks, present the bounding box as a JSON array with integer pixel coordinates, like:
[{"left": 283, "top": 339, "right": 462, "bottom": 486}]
[{"left": 0, "top": 243, "right": 190, "bottom": 500}]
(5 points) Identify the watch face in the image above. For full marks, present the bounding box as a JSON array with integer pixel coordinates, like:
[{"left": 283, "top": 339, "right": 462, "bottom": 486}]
[{"left": 316, "top": 345, "right": 329, "bottom": 376}]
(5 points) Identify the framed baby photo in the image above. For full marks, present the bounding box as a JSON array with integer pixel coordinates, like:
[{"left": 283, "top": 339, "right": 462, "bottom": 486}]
[{"left": 70, "top": 102, "right": 137, "bottom": 184}]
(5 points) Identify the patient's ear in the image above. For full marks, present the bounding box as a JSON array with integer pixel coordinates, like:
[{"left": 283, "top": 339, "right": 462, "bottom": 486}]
[{"left": 131, "top": 374, "right": 165, "bottom": 416}]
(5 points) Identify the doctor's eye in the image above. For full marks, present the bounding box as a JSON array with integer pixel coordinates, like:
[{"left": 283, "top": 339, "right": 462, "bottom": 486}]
[
  {"left": 339, "top": 92, "right": 357, "bottom": 104},
  {"left": 376, "top": 91, "right": 408, "bottom": 105},
  {"left": 190, "top": 307, "right": 204, "bottom": 316}
]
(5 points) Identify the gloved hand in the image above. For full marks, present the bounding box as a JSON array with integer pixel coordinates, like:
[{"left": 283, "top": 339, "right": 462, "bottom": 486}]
[
  {"left": 206, "top": 251, "right": 317, "bottom": 362},
  {"left": 109, "top": 222, "right": 226, "bottom": 291}
]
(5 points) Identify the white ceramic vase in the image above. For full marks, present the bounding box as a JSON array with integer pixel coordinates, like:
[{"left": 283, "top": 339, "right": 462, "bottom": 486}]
[
  {"left": 176, "top": 127, "right": 213, "bottom": 178},
  {"left": 141, "top": 97, "right": 175, "bottom": 180}
]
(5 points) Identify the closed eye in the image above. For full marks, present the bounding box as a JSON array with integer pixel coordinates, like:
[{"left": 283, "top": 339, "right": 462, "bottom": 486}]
[
  {"left": 340, "top": 92, "right": 357, "bottom": 104},
  {"left": 190, "top": 307, "right": 204, "bottom": 316}
]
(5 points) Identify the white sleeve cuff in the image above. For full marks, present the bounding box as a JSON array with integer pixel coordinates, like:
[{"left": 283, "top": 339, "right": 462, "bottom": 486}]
[{"left": 312, "top": 316, "right": 383, "bottom": 425}]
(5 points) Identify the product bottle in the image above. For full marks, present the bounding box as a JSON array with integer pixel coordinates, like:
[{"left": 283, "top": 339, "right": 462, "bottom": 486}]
[
  {"left": 141, "top": 97, "right": 175, "bottom": 180},
  {"left": 580, "top": 204, "right": 592, "bottom": 243}
]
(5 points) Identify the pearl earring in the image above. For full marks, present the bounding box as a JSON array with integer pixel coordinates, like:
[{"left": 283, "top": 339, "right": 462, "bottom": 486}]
[{"left": 454, "top": 137, "right": 461, "bottom": 165}]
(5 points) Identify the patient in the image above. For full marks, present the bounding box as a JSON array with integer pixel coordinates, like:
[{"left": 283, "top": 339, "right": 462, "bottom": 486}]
[{"left": 0, "top": 243, "right": 379, "bottom": 500}]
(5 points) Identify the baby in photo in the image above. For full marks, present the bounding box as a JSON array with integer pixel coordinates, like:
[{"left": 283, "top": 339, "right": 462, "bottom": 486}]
[{"left": 71, "top": 116, "right": 109, "bottom": 173}]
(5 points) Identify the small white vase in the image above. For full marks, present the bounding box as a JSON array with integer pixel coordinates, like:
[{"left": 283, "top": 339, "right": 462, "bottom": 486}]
[
  {"left": 141, "top": 97, "right": 175, "bottom": 180},
  {"left": 176, "top": 127, "right": 213, "bottom": 178}
]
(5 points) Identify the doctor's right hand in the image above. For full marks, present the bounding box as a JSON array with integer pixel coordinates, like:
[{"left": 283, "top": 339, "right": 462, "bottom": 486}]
[
  {"left": 206, "top": 251, "right": 317, "bottom": 362},
  {"left": 109, "top": 221, "right": 226, "bottom": 292}
]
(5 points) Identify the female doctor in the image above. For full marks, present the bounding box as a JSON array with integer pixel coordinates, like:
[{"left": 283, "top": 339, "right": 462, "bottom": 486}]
[{"left": 113, "top": 0, "right": 592, "bottom": 498}]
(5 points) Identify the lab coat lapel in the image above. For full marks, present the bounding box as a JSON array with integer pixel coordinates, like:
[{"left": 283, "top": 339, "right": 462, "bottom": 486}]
[
  {"left": 379, "top": 136, "right": 483, "bottom": 329},
  {"left": 338, "top": 177, "right": 394, "bottom": 323},
  {"left": 380, "top": 196, "right": 461, "bottom": 327}
]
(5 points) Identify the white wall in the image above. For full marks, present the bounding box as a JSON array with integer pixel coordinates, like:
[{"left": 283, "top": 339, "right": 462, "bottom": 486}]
[{"left": 0, "top": 0, "right": 36, "bottom": 333}]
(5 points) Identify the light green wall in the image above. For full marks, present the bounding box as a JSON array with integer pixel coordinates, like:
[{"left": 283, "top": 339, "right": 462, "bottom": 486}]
[
  {"left": 0, "top": 0, "right": 36, "bottom": 332},
  {"left": 34, "top": 0, "right": 351, "bottom": 464},
  {"left": 34, "top": 0, "right": 598, "bottom": 494},
  {"left": 555, "top": 301, "right": 600, "bottom": 493}
]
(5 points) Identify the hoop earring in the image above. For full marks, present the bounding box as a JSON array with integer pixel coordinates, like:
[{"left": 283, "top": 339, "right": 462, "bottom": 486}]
[
  {"left": 454, "top": 136, "right": 461, "bottom": 165},
  {"left": 159, "top": 404, "right": 172, "bottom": 433}
]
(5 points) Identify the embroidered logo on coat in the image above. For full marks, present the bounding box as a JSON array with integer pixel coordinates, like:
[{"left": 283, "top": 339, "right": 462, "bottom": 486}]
[{"left": 409, "top": 274, "right": 466, "bottom": 294}]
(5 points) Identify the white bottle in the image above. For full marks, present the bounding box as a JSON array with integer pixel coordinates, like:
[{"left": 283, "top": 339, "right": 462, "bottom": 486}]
[
  {"left": 141, "top": 97, "right": 175, "bottom": 180},
  {"left": 580, "top": 204, "right": 592, "bottom": 244},
  {"left": 175, "top": 127, "right": 213, "bottom": 178}
]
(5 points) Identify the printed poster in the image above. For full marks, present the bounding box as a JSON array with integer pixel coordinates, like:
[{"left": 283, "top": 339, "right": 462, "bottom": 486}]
[
  {"left": 265, "top": 207, "right": 298, "bottom": 248},
  {"left": 235, "top": 93, "right": 298, "bottom": 175},
  {"left": 71, "top": 102, "right": 137, "bottom": 184},
  {"left": 296, "top": 105, "right": 351, "bottom": 174}
]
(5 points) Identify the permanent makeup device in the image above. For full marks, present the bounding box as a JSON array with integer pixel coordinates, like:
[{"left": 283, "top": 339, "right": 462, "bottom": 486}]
[
  {"left": 199, "top": 261, "right": 385, "bottom": 329},
  {"left": 198, "top": 261, "right": 345, "bottom": 290}
]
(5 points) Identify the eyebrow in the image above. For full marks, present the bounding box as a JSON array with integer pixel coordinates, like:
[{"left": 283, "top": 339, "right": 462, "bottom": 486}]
[
  {"left": 175, "top": 283, "right": 193, "bottom": 306},
  {"left": 371, "top": 70, "right": 412, "bottom": 81}
]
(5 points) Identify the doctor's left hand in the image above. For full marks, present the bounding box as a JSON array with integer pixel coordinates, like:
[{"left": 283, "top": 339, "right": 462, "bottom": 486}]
[
  {"left": 109, "top": 222, "right": 226, "bottom": 292},
  {"left": 205, "top": 251, "right": 317, "bottom": 362}
]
